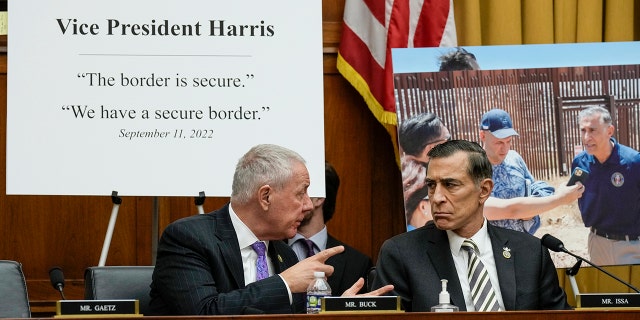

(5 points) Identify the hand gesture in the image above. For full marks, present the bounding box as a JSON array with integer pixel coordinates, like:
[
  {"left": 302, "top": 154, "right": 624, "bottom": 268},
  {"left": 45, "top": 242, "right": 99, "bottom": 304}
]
[{"left": 279, "top": 245, "right": 345, "bottom": 292}]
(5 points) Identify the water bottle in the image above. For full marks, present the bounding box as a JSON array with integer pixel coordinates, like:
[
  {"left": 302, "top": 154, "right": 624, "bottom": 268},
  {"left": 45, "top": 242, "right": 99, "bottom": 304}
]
[{"left": 306, "top": 271, "right": 331, "bottom": 314}]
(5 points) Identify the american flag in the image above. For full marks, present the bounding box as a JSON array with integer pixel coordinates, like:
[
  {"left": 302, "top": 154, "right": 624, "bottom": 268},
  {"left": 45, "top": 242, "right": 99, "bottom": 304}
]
[{"left": 337, "top": 0, "right": 457, "bottom": 127}]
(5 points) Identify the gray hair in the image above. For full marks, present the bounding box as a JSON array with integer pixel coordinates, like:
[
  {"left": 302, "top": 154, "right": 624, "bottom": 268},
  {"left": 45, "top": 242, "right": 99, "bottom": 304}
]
[
  {"left": 231, "top": 144, "right": 306, "bottom": 204},
  {"left": 578, "top": 106, "right": 612, "bottom": 125}
]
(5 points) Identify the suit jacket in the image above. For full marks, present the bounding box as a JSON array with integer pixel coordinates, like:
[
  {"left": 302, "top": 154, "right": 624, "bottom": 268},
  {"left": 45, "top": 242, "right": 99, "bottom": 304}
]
[
  {"left": 325, "top": 235, "right": 373, "bottom": 296},
  {"left": 148, "top": 204, "right": 305, "bottom": 315},
  {"left": 372, "top": 221, "right": 570, "bottom": 312}
]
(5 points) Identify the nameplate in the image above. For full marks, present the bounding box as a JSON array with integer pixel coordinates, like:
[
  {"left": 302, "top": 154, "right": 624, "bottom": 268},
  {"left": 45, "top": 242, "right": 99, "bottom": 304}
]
[
  {"left": 321, "top": 296, "right": 402, "bottom": 313},
  {"left": 55, "top": 300, "right": 141, "bottom": 317},
  {"left": 576, "top": 293, "right": 640, "bottom": 309}
]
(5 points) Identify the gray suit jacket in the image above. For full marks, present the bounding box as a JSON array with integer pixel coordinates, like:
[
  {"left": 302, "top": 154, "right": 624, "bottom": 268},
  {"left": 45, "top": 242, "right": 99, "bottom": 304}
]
[
  {"left": 148, "top": 204, "right": 304, "bottom": 315},
  {"left": 372, "top": 221, "right": 570, "bottom": 312}
]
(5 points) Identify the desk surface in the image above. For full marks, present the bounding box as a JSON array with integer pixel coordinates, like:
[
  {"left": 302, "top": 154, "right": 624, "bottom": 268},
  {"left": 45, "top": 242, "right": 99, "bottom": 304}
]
[{"left": 24, "top": 310, "right": 640, "bottom": 320}]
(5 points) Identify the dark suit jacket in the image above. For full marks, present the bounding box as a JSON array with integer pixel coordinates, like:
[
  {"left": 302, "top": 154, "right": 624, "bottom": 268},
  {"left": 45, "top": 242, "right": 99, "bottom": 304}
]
[
  {"left": 325, "top": 235, "right": 373, "bottom": 296},
  {"left": 148, "top": 204, "right": 305, "bottom": 315},
  {"left": 372, "top": 221, "right": 570, "bottom": 312}
]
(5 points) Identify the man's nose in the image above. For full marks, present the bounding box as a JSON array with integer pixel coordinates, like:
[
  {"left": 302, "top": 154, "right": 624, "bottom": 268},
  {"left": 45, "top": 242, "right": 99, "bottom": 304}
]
[
  {"left": 430, "top": 184, "right": 445, "bottom": 202},
  {"left": 303, "top": 194, "right": 313, "bottom": 210}
]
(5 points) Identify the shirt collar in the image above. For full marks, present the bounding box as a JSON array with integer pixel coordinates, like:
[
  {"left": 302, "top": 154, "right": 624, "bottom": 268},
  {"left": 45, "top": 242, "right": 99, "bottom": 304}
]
[
  {"left": 229, "top": 204, "right": 268, "bottom": 250},
  {"left": 287, "top": 226, "right": 328, "bottom": 250},
  {"left": 447, "top": 218, "right": 490, "bottom": 257}
]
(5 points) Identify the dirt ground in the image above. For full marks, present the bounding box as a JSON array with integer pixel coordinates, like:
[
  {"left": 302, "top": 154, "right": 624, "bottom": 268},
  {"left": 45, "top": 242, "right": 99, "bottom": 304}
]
[{"left": 533, "top": 176, "right": 589, "bottom": 268}]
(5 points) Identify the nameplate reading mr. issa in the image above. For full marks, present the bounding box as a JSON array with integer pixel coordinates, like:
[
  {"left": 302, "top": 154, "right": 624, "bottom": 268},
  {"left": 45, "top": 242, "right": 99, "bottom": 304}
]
[
  {"left": 321, "top": 296, "right": 402, "bottom": 313},
  {"left": 576, "top": 293, "right": 640, "bottom": 310},
  {"left": 55, "top": 300, "right": 141, "bottom": 317}
]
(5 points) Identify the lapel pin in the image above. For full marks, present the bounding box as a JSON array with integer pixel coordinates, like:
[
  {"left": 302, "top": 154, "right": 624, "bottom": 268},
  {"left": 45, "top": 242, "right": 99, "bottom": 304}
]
[
  {"left": 502, "top": 247, "right": 511, "bottom": 259},
  {"left": 277, "top": 254, "right": 283, "bottom": 263}
]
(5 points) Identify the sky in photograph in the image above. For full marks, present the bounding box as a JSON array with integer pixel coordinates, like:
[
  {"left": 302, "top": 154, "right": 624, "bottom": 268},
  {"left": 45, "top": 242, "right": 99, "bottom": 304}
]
[{"left": 392, "top": 41, "right": 640, "bottom": 73}]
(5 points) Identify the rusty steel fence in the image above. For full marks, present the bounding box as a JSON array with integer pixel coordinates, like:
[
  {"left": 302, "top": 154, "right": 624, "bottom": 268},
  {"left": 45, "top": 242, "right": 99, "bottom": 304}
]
[{"left": 394, "top": 65, "right": 640, "bottom": 179}]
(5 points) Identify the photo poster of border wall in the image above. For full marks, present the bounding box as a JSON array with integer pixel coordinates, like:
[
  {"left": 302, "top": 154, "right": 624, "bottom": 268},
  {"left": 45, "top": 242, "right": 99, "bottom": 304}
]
[
  {"left": 7, "top": 0, "right": 326, "bottom": 197},
  {"left": 392, "top": 41, "right": 640, "bottom": 268}
]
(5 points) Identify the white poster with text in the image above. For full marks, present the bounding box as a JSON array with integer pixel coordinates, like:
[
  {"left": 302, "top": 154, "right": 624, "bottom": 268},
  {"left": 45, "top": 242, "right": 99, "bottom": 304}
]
[{"left": 7, "top": 0, "right": 325, "bottom": 196}]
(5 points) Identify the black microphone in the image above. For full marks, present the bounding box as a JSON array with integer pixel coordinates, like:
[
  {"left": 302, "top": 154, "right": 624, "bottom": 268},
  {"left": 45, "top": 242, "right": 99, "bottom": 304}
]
[
  {"left": 541, "top": 234, "right": 640, "bottom": 293},
  {"left": 49, "top": 266, "right": 67, "bottom": 300}
]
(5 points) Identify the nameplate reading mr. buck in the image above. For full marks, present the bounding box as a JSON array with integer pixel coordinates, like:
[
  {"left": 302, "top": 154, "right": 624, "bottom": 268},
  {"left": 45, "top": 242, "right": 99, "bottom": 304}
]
[{"left": 321, "top": 296, "right": 402, "bottom": 313}]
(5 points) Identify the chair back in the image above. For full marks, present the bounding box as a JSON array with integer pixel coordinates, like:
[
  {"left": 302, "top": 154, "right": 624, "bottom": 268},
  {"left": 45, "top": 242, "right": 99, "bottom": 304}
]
[
  {"left": 0, "top": 260, "right": 31, "bottom": 318},
  {"left": 84, "top": 266, "right": 154, "bottom": 315},
  {"left": 366, "top": 266, "right": 377, "bottom": 292}
]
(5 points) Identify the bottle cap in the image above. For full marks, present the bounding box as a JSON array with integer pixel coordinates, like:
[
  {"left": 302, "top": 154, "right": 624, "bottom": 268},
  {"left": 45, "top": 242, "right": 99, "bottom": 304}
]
[
  {"left": 439, "top": 279, "right": 450, "bottom": 304},
  {"left": 314, "top": 271, "right": 325, "bottom": 278}
]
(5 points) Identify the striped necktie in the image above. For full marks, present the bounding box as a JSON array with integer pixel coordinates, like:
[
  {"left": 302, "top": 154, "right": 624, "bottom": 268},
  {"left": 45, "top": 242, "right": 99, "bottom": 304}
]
[{"left": 461, "top": 239, "right": 500, "bottom": 311}]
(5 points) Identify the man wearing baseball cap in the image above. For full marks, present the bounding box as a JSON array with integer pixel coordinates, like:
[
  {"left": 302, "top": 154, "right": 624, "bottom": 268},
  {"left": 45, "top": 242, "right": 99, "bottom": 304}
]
[{"left": 479, "top": 109, "right": 555, "bottom": 235}]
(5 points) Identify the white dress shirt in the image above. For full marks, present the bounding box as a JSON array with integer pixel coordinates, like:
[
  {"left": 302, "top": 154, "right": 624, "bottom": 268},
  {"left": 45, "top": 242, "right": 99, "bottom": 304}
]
[{"left": 447, "top": 219, "right": 505, "bottom": 311}]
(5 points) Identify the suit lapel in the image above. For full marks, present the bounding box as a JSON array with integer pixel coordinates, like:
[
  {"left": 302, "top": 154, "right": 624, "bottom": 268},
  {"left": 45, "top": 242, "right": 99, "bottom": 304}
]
[
  {"left": 268, "top": 241, "right": 292, "bottom": 273},
  {"left": 214, "top": 206, "right": 245, "bottom": 288},
  {"left": 325, "top": 236, "right": 345, "bottom": 281},
  {"left": 488, "top": 224, "right": 516, "bottom": 310},
  {"left": 425, "top": 227, "right": 466, "bottom": 311}
]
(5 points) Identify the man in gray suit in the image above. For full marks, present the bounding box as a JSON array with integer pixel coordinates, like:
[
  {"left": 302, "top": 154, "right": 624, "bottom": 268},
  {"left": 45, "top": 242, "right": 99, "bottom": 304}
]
[
  {"left": 372, "top": 140, "right": 570, "bottom": 312},
  {"left": 149, "top": 144, "right": 392, "bottom": 315}
]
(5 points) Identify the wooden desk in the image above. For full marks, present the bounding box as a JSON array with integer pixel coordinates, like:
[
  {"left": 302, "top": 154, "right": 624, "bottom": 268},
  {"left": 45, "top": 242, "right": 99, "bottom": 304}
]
[{"left": 22, "top": 310, "right": 640, "bottom": 320}]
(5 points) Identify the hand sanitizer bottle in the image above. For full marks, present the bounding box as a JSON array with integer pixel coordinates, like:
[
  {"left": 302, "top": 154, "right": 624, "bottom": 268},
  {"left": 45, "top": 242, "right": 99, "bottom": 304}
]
[{"left": 431, "top": 279, "right": 459, "bottom": 312}]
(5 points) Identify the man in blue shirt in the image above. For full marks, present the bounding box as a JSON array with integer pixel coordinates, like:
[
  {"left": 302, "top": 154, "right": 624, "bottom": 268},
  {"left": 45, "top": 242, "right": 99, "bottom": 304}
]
[
  {"left": 572, "top": 106, "right": 640, "bottom": 265},
  {"left": 479, "top": 109, "right": 555, "bottom": 235}
]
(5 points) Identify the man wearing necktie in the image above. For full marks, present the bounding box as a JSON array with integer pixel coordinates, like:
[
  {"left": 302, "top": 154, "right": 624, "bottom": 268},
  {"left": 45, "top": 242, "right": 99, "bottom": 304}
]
[
  {"left": 372, "top": 140, "right": 570, "bottom": 312},
  {"left": 149, "top": 144, "right": 393, "bottom": 315},
  {"left": 288, "top": 162, "right": 373, "bottom": 295}
]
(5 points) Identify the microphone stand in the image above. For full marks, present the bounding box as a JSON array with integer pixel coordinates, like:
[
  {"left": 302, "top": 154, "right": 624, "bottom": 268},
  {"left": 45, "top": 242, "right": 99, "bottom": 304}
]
[{"left": 561, "top": 249, "right": 640, "bottom": 293}]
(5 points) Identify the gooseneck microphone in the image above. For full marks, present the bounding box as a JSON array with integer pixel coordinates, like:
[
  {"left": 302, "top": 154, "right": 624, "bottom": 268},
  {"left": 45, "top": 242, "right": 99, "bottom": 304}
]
[
  {"left": 541, "top": 234, "right": 640, "bottom": 293},
  {"left": 49, "top": 266, "right": 67, "bottom": 300}
]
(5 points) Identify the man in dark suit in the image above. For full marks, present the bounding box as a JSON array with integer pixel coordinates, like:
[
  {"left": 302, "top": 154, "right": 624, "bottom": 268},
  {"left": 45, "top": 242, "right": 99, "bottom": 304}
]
[
  {"left": 372, "top": 140, "right": 570, "bottom": 312},
  {"left": 288, "top": 162, "right": 373, "bottom": 295},
  {"left": 149, "top": 144, "right": 392, "bottom": 315}
]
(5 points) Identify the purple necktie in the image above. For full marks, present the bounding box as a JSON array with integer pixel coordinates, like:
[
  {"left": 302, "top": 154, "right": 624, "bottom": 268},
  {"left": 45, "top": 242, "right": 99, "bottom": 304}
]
[
  {"left": 251, "top": 241, "right": 268, "bottom": 280},
  {"left": 304, "top": 239, "right": 316, "bottom": 258}
]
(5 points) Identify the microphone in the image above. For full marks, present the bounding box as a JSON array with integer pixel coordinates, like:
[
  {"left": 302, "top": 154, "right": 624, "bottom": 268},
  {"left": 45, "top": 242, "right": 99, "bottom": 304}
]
[
  {"left": 541, "top": 234, "right": 640, "bottom": 293},
  {"left": 49, "top": 266, "right": 67, "bottom": 300}
]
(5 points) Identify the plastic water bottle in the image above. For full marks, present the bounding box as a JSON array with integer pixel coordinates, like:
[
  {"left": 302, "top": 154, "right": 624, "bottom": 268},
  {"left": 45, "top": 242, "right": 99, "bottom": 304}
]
[{"left": 306, "top": 271, "right": 331, "bottom": 314}]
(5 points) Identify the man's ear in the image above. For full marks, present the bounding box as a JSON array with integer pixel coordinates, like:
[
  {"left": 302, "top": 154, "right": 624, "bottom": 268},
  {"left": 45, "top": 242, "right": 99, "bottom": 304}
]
[
  {"left": 312, "top": 197, "right": 325, "bottom": 209},
  {"left": 479, "top": 130, "right": 486, "bottom": 142},
  {"left": 478, "top": 178, "right": 493, "bottom": 205},
  {"left": 258, "top": 185, "right": 271, "bottom": 210}
]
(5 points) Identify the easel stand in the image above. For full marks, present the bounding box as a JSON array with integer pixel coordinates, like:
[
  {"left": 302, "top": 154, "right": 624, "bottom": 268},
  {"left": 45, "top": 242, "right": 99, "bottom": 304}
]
[
  {"left": 98, "top": 191, "right": 206, "bottom": 266},
  {"left": 195, "top": 191, "right": 206, "bottom": 214},
  {"left": 566, "top": 259, "right": 583, "bottom": 298},
  {"left": 99, "top": 191, "right": 122, "bottom": 266}
]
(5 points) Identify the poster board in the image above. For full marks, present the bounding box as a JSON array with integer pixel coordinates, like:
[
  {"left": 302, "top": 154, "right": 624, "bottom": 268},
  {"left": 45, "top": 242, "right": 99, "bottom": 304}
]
[
  {"left": 392, "top": 42, "right": 640, "bottom": 267},
  {"left": 7, "top": 0, "right": 325, "bottom": 197}
]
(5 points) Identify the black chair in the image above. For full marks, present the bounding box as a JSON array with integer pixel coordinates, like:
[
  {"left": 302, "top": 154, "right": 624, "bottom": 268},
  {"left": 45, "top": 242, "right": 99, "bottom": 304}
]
[
  {"left": 366, "top": 266, "right": 377, "bottom": 292},
  {"left": 0, "top": 260, "right": 31, "bottom": 318},
  {"left": 84, "top": 266, "right": 154, "bottom": 315}
]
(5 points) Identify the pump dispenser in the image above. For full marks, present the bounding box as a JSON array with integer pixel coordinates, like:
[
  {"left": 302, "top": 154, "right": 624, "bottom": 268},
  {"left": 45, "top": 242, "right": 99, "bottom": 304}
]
[{"left": 431, "top": 279, "right": 459, "bottom": 312}]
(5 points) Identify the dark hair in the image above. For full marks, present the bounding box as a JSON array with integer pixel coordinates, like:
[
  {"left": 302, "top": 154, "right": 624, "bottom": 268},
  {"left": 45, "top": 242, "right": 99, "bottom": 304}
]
[
  {"left": 438, "top": 47, "right": 480, "bottom": 71},
  {"left": 427, "top": 140, "right": 492, "bottom": 185},
  {"left": 398, "top": 112, "right": 445, "bottom": 157},
  {"left": 322, "top": 162, "right": 340, "bottom": 223},
  {"left": 405, "top": 182, "right": 429, "bottom": 219}
]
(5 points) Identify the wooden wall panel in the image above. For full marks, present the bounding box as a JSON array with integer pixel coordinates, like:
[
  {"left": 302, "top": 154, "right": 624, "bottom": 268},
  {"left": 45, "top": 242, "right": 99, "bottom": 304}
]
[{"left": 0, "top": 0, "right": 406, "bottom": 313}]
